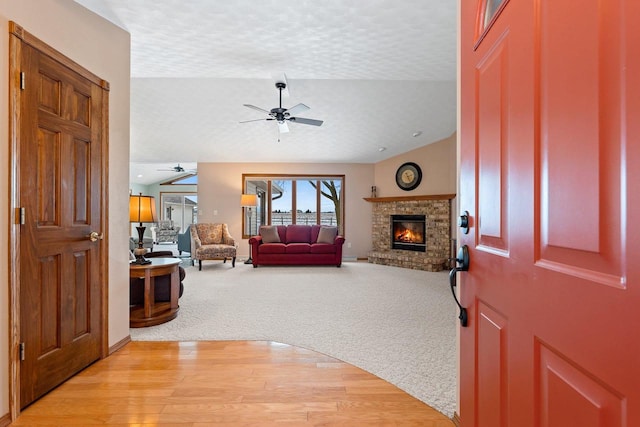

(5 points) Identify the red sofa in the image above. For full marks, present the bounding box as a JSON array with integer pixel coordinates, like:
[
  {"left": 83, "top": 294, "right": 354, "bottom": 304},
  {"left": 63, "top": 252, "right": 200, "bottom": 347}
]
[{"left": 249, "top": 224, "right": 345, "bottom": 267}]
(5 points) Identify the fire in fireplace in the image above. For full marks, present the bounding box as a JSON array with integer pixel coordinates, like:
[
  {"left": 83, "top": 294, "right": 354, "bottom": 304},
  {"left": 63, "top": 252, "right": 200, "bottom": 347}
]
[{"left": 391, "top": 215, "right": 426, "bottom": 252}]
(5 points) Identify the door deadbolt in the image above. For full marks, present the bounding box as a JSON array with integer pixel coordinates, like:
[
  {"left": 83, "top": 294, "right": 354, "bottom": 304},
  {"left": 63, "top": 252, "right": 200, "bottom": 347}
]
[{"left": 458, "top": 211, "right": 470, "bottom": 234}]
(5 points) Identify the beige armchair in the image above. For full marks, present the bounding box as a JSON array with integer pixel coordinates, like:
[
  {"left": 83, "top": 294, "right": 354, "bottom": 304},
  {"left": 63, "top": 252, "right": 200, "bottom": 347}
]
[{"left": 190, "top": 223, "right": 237, "bottom": 270}]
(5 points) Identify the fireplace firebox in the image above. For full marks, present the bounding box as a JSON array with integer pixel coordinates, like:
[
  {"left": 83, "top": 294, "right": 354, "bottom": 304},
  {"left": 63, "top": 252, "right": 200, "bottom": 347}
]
[{"left": 391, "top": 215, "right": 426, "bottom": 252}]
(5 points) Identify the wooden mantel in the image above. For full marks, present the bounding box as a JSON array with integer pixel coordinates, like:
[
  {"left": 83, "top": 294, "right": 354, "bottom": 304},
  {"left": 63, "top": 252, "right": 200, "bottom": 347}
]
[{"left": 363, "top": 194, "right": 456, "bottom": 203}]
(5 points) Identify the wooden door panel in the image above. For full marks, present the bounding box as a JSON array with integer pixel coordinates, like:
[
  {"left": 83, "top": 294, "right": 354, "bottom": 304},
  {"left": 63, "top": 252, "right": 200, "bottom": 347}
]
[
  {"left": 36, "top": 127, "right": 61, "bottom": 226},
  {"left": 476, "top": 31, "right": 509, "bottom": 254},
  {"left": 37, "top": 256, "right": 61, "bottom": 354},
  {"left": 70, "top": 250, "right": 90, "bottom": 338},
  {"left": 72, "top": 138, "right": 91, "bottom": 225}
]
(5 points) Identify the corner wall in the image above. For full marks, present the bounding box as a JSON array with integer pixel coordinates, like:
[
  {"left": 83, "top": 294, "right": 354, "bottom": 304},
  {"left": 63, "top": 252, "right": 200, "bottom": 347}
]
[
  {"left": 0, "top": 0, "right": 131, "bottom": 418},
  {"left": 373, "top": 133, "right": 457, "bottom": 197}
]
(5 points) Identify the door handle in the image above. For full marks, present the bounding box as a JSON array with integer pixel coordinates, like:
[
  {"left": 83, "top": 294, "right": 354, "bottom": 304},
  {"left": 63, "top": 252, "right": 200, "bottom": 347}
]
[
  {"left": 449, "top": 245, "right": 469, "bottom": 327},
  {"left": 88, "top": 231, "right": 104, "bottom": 242}
]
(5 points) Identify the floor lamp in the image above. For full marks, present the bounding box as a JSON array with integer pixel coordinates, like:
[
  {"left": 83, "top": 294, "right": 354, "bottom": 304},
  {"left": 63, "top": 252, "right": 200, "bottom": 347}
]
[
  {"left": 241, "top": 194, "right": 258, "bottom": 264},
  {"left": 129, "top": 193, "right": 157, "bottom": 265}
]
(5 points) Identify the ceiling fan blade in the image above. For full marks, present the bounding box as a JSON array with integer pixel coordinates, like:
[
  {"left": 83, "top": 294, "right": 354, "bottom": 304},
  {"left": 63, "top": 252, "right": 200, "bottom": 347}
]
[
  {"left": 285, "top": 103, "right": 309, "bottom": 117},
  {"left": 243, "top": 104, "right": 271, "bottom": 114},
  {"left": 240, "top": 118, "right": 271, "bottom": 123},
  {"left": 289, "top": 117, "right": 324, "bottom": 126},
  {"left": 278, "top": 121, "right": 289, "bottom": 133}
]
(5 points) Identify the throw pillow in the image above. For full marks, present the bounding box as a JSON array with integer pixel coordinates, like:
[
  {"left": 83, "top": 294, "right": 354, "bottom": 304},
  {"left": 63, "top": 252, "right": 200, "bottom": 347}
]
[
  {"left": 316, "top": 226, "right": 338, "bottom": 244},
  {"left": 260, "top": 226, "right": 281, "bottom": 243}
]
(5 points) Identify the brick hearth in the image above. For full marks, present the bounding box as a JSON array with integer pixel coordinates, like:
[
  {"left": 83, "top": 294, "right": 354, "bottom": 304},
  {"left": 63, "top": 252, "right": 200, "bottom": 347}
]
[{"left": 365, "top": 194, "right": 454, "bottom": 271}]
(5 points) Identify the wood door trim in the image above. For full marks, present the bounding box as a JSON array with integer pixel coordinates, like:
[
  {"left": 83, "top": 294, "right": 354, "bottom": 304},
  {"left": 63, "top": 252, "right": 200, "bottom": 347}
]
[
  {"left": 8, "top": 22, "right": 110, "bottom": 420},
  {"left": 9, "top": 22, "right": 110, "bottom": 91}
]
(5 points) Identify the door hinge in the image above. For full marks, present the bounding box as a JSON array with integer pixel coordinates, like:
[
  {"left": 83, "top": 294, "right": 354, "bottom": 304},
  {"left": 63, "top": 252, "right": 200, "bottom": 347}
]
[
  {"left": 16, "top": 207, "right": 25, "bottom": 225},
  {"left": 19, "top": 343, "right": 25, "bottom": 361},
  {"left": 20, "top": 71, "right": 25, "bottom": 90}
]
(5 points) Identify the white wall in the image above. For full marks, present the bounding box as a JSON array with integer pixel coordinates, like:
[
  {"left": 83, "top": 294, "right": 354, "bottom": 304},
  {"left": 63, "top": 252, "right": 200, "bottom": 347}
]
[{"left": 0, "top": 0, "right": 131, "bottom": 418}]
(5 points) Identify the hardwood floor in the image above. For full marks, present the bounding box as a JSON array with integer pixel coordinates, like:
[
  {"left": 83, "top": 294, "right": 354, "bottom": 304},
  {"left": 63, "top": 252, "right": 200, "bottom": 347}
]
[{"left": 12, "top": 341, "right": 454, "bottom": 426}]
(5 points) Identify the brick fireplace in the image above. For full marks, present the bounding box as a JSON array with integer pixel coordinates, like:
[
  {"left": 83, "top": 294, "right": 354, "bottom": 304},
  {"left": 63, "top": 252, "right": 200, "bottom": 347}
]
[{"left": 365, "top": 194, "right": 454, "bottom": 271}]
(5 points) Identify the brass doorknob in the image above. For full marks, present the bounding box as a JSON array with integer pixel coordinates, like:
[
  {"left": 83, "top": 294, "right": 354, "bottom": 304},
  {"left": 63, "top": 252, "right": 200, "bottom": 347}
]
[{"left": 88, "top": 231, "right": 104, "bottom": 242}]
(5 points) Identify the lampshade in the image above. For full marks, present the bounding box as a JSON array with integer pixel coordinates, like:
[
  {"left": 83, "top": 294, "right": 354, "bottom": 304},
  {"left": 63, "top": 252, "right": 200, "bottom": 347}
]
[
  {"left": 240, "top": 194, "right": 258, "bottom": 207},
  {"left": 129, "top": 194, "right": 157, "bottom": 223}
]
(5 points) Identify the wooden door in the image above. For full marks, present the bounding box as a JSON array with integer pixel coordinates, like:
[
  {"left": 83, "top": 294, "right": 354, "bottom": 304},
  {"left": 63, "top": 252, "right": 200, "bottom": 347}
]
[
  {"left": 459, "top": 1, "right": 639, "bottom": 426},
  {"left": 10, "top": 24, "right": 109, "bottom": 409}
]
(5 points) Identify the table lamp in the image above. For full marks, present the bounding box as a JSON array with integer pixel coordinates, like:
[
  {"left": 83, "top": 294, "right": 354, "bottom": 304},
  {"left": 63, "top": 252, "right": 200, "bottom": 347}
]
[
  {"left": 241, "top": 194, "right": 258, "bottom": 264},
  {"left": 129, "top": 193, "right": 157, "bottom": 265}
]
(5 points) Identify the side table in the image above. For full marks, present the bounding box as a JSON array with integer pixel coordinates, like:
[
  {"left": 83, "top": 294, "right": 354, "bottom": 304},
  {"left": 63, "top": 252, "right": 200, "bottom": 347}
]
[{"left": 129, "top": 258, "right": 181, "bottom": 327}]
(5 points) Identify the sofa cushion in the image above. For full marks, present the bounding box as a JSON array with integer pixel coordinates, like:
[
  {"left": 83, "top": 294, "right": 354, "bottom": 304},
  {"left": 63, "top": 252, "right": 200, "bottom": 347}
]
[
  {"left": 260, "top": 226, "right": 281, "bottom": 243},
  {"left": 317, "top": 226, "right": 338, "bottom": 244},
  {"left": 285, "top": 243, "right": 311, "bottom": 254},
  {"left": 259, "top": 243, "right": 286, "bottom": 254},
  {"left": 310, "top": 243, "right": 337, "bottom": 254},
  {"left": 285, "top": 225, "right": 311, "bottom": 243},
  {"left": 310, "top": 225, "right": 321, "bottom": 242}
]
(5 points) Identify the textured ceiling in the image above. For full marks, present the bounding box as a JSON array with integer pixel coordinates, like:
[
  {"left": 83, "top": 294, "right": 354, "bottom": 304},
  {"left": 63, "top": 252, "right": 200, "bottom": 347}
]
[{"left": 74, "top": 0, "right": 457, "bottom": 185}]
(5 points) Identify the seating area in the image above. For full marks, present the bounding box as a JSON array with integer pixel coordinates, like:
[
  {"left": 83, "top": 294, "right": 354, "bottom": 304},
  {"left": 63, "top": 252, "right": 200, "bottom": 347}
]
[
  {"left": 190, "top": 223, "right": 237, "bottom": 270},
  {"left": 152, "top": 220, "right": 180, "bottom": 243}
]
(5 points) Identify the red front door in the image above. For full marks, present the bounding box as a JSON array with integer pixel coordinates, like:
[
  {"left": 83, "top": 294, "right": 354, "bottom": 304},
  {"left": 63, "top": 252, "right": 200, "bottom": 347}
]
[{"left": 459, "top": 1, "right": 639, "bottom": 425}]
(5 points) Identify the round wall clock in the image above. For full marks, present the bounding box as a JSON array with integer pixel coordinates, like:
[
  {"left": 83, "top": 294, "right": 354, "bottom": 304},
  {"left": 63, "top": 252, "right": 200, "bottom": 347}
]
[{"left": 395, "top": 162, "right": 422, "bottom": 191}]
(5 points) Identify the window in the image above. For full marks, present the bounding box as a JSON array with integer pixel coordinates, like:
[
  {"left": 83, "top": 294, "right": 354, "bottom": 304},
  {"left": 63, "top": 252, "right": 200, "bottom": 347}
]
[
  {"left": 159, "top": 192, "right": 198, "bottom": 230},
  {"left": 242, "top": 174, "right": 344, "bottom": 238}
]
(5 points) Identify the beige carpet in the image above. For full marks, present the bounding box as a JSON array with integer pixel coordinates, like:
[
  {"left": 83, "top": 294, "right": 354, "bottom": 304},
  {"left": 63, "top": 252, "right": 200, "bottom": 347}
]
[{"left": 130, "top": 261, "right": 457, "bottom": 417}]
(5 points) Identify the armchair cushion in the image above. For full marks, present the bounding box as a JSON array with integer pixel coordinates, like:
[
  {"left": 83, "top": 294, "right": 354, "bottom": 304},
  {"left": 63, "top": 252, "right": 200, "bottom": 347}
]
[{"left": 198, "top": 223, "right": 224, "bottom": 245}]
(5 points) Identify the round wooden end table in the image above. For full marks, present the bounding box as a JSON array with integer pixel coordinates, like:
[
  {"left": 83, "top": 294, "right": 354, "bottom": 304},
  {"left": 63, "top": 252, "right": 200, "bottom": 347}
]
[{"left": 129, "top": 257, "right": 181, "bottom": 327}]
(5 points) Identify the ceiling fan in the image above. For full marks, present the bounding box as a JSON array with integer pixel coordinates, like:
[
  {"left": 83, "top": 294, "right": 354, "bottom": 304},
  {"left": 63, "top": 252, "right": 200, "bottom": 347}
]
[
  {"left": 240, "top": 82, "right": 323, "bottom": 133},
  {"left": 157, "top": 164, "right": 195, "bottom": 173}
]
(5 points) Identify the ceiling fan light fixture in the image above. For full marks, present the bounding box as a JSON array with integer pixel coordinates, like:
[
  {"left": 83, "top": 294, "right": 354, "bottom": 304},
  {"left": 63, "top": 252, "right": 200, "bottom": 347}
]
[{"left": 241, "top": 82, "right": 323, "bottom": 133}]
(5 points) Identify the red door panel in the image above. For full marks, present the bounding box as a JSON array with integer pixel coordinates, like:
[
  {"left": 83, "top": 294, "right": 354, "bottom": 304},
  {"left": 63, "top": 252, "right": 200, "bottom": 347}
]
[
  {"left": 476, "top": 34, "right": 509, "bottom": 253},
  {"left": 460, "top": 0, "right": 639, "bottom": 426}
]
